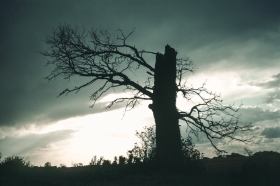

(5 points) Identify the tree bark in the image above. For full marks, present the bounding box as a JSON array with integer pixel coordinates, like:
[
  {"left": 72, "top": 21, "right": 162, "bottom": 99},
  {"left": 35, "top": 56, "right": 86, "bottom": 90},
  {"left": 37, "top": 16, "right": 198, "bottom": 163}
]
[{"left": 151, "top": 45, "right": 183, "bottom": 173}]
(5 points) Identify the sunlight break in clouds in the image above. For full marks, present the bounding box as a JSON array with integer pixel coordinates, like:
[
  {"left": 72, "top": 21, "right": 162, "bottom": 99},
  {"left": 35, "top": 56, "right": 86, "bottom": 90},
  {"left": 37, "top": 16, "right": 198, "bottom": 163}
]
[{"left": 21, "top": 100, "right": 153, "bottom": 166}]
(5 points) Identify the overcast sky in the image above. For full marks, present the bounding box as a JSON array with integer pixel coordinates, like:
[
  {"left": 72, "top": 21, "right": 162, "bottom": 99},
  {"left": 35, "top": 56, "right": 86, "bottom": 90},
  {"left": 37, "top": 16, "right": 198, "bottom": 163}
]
[{"left": 0, "top": 0, "right": 279, "bottom": 166}]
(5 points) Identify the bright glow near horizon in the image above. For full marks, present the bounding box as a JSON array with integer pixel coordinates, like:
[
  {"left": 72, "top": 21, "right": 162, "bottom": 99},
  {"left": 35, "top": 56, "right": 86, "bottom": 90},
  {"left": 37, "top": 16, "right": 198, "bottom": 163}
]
[{"left": 21, "top": 100, "right": 154, "bottom": 167}]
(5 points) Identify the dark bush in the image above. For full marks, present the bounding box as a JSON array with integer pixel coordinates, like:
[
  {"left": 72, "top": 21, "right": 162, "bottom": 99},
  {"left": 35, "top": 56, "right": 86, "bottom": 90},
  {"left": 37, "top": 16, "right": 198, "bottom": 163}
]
[
  {"left": 0, "top": 155, "right": 32, "bottom": 181},
  {"left": 0, "top": 155, "right": 31, "bottom": 169}
]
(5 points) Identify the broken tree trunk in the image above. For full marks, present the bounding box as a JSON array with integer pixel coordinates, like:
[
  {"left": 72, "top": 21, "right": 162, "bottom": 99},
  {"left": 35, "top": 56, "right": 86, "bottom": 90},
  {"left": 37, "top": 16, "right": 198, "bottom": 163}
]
[{"left": 151, "top": 45, "right": 183, "bottom": 173}]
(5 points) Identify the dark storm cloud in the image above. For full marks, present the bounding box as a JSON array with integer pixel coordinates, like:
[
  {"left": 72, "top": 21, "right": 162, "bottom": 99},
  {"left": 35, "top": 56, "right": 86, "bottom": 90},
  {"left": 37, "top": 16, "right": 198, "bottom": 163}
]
[
  {"left": 0, "top": 91, "right": 125, "bottom": 127},
  {"left": 0, "top": 0, "right": 279, "bottom": 128},
  {"left": 0, "top": 130, "right": 75, "bottom": 156},
  {"left": 238, "top": 106, "right": 280, "bottom": 124},
  {"left": 261, "top": 127, "right": 280, "bottom": 138}
]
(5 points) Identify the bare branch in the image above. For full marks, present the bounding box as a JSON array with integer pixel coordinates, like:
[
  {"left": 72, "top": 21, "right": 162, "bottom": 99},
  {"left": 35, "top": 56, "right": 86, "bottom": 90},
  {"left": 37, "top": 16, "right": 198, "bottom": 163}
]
[
  {"left": 177, "top": 82, "right": 252, "bottom": 152},
  {"left": 174, "top": 59, "right": 252, "bottom": 152},
  {"left": 41, "top": 25, "right": 156, "bottom": 109}
]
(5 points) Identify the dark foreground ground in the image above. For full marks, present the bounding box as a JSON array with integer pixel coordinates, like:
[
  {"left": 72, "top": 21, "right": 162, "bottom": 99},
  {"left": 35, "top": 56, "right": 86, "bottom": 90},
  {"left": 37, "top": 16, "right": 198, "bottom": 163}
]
[
  {"left": 0, "top": 170, "right": 279, "bottom": 186},
  {"left": 1, "top": 155, "right": 280, "bottom": 186}
]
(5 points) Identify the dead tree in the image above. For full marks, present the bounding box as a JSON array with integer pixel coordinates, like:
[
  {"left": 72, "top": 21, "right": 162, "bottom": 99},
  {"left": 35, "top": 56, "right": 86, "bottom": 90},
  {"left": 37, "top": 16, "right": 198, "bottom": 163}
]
[{"left": 41, "top": 25, "right": 251, "bottom": 173}]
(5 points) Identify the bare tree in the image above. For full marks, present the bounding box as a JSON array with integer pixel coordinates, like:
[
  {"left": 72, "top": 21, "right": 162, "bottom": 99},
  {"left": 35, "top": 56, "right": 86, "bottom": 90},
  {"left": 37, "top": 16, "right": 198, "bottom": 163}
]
[{"left": 41, "top": 25, "right": 251, "bottom": 173}]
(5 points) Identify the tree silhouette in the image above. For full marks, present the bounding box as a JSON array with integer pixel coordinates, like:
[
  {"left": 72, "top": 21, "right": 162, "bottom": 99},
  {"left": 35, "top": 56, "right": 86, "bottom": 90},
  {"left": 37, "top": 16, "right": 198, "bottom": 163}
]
[
  {"left": 42, "top": 25, "right": 251, "bottom": 173},
  {"left": 44, "top": 162, "right": 51, "bottom": 167},
  {"left": 0, "top": 155, "right": 31, "bottom": 175},
  {"left": 127, "top": 126, "right": 156, "bottom": 163}
]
